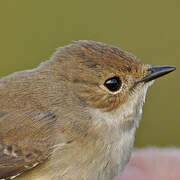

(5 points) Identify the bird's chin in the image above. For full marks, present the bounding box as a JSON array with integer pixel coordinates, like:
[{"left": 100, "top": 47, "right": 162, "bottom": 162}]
[{"left": 144, "top": 79, "right": 154, "bottom": 87}]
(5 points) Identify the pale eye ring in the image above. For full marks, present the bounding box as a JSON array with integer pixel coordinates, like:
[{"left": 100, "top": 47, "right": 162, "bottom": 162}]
[{"left": 104, "top": 76, "right": 122, "bottom": 92}]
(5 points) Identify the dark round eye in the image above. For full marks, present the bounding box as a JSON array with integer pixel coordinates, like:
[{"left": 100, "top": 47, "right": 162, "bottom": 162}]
[{"left": 104, "top": 76, "right": 122, "bottom": 92}]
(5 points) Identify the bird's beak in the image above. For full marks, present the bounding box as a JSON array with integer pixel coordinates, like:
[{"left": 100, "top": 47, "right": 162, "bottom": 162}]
[{"left": 138, "top": 66, "right": 176, "bottom": 83}]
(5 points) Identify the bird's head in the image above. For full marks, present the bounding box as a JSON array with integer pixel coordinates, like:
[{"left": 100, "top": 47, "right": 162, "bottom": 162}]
[{"left": 50, "top": 41, "right": 175, "bottom": 116}]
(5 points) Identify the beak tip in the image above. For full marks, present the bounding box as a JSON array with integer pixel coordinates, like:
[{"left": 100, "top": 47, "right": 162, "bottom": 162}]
[
  {"left": 170, "top": 66, "right": 176, "bottom": 72},
  {"left": 162, "top": 66, "right": 176, "bottom": 72}
]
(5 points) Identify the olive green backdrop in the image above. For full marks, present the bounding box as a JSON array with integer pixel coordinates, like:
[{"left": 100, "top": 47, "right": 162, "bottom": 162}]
[{"left": 0, "top": 0, "right": 179, "bottom": 147}]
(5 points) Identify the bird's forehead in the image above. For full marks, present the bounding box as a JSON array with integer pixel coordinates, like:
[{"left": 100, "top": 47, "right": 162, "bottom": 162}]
[
  {"left": 79, "top": 55, "right": 146, "bottom": 81},
  {"left": 54, "top": 40, "right": 150, "bottom": 81},
  {"left": 72, "top": 41, "right": 146, "bottom": 76}
]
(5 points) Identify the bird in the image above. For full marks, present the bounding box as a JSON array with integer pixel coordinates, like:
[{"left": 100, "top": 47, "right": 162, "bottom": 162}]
[{"left": 0, "top": 40, "right": 176, "bottom": 180}]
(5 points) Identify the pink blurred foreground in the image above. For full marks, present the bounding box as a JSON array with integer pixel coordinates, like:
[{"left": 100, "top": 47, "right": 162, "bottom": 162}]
[{"left": 114, "top": 148, "right": 180, "bottom": 180}]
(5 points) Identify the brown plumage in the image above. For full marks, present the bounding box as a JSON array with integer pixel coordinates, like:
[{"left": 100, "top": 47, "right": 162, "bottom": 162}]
[{"left": 0, "top": 41, "right": 175, "bottom": 180}]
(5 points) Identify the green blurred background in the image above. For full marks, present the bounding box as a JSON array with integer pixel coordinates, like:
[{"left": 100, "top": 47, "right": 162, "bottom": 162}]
[{"left": 0, "top": 0, "right": 179, "bottom": 147}]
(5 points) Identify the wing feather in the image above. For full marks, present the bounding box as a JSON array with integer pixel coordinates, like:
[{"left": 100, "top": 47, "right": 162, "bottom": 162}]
[{"left": 0, "top": 111, "right": 57, "bottom": 179}]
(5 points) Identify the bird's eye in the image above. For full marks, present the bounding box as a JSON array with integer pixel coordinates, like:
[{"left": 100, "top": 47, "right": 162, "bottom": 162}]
[{"left": 104, "top": 76, "right": 122, "bottom": 92}]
